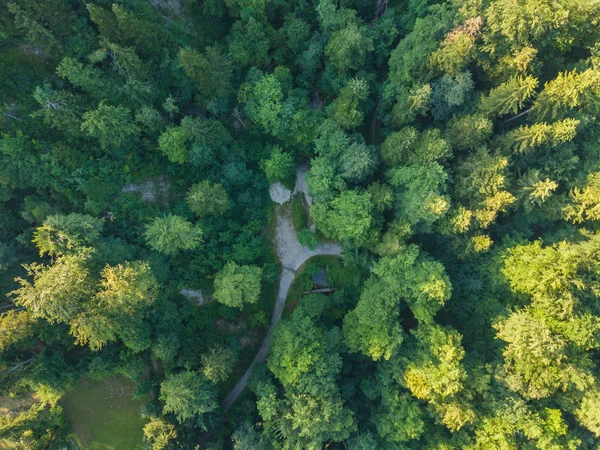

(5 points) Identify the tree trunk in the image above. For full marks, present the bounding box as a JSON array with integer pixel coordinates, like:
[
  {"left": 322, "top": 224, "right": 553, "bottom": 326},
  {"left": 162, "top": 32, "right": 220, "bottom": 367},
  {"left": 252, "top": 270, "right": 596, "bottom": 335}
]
[
  {"left": 303, "top": 288, "right": 339, "bottom": 295},
  {"left": 4, "top": 357, "right": 36, "bottom": 373},
  {"left": 504, "top": 107, "right": 533, "bottom": 123}
]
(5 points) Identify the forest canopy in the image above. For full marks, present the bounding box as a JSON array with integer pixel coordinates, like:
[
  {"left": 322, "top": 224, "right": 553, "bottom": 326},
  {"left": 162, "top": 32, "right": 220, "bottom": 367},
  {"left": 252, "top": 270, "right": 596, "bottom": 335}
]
[{"left": 1, "top": 0, "right": 600, "bottom": 449}]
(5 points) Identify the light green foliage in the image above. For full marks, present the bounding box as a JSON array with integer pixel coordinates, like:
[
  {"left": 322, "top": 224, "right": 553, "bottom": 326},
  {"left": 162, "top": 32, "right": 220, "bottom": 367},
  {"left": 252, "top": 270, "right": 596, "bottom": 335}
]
[
  {"left": 144, "top": 215, "right": 203, "bottom": 256},
  {"left": 213, "top": 262, "right": 262, "bottom": 308},
  {"left": 532, "top": 69, "right": 600, "bottom": 120},
  {"left": 305, "top": 157, "right": 345, "bottom": 203},
  {"left": 452, "top": 147, "right": 515, "bottom": 228},
  {"left": 239, "top": 71, "right": 283, "bottom": 135},
  {"left": 328, "top": 78, "right": 369, "bottom": 129},
  {"left": 311, "top": 190, "right": 373, "bottom": 243},
  {"left": 479, "top": 75, "right": 539, "bottom": 117},
  {"left": 403, "top": 325, "right": 467, "bottom": 401},
  {"left": 576, "top": 388, "right": 600, "bottom": 437},
  {"left": 56, "top": 57, "right": 106, "bottom": 97},
  {"left": 12, "top": 253, "right": 95, "bottom": 324},
  {"left": 3, "top": 0, "right": 600, "bottom": 446},
  {"left": 160, "top": 371, "right": 217, "bottom": 426},
  {"left": 387, "top": 163, "right": 450, "bottom": 229},
  {"left": 81, "top": 101, "right": 139, "bottom": 149},
  {"left": 494, "top": 310, "right": 593, "bottom": 400},
  {"left": 11, "top": 249, "right": 157, "bottom": 352},
  {"left": 314, "top": 119, "right": 349, "bottom": 160},
  {"left": 261, "top": 146, "right": 294, "bottom": 184},
  {"left": 325, "top": 23, "right": 373, "bottom": 72},
  {"left": 96, "top": 261, "right": 157, "bottom": 313},
  {"left": 516, "top": 170, "right": 558, "bottom": 212},
  {"left": 143, "top": 418, "right": 177, "bottom": 450},
  {"left": 33, "top": 213, "right": 103, "bottom": 256},
  {"left": 497, "top": 237, "right": 600, "bottom": 399},
  {"left": 268, "top": 312, "right": 325, "bottom": 386},
  {"left": 400, "top": 324, "right": 474, "bottom": 431},
  {"left": 158, "top": 126, "right": 188, "bottom": 164},
  {"left": 0, "top": 310, "right": 36, "bottom": 352},
  {"left": 429, "top": 18, "right": 480, "bottom": 76},
  {"left": 344, "top": 246, "right": 451, "bottom": 360},
  {"left": 283, "top": 392, "right": 356, "bottom": 447},
  {"left": 484, "top": 0, "right": 600, "bottom": 51},
  {"left": 316, "top": 0, "right": 348, "bottom": 31},
  {"left": 498, "top": 118, "right": 579, "bottom": 153},
  {"left": 375, "top": 391, "right": 425, "bottom": 443},
  {"left": 382, "top": 127, "right": 451, "bottom": 167},
  {"left": 263, "top": 299, "right": 356, "bottom": 447},
  {"left": 381, "top": 126, "right": 419, "bottom": 167},
  {"left": 564, "top": 172, "right": 600, "bottom": 223},
  {"left": 339, "top": 143, "right": 378, "bottom": 183},
  {"left": 343, "top": 280, "right": 404, "bottom": 361},
  {"left": 186, "top": 181, "right": 229, "bottom": 217},
  {"left": 389, "top": 6, "right": 454, "bottom": 86},
  {"left": 372, "top": 247, "right": 451, "bottom": 322},
  {"left": 201, "top": 345, "right": 236, "bottom": 383},
  {"left": 445, "top": 114, "right": 493, "bottom": 151},
  {"left": 74, "top": 261, "right": 158, "bottom": 351}
]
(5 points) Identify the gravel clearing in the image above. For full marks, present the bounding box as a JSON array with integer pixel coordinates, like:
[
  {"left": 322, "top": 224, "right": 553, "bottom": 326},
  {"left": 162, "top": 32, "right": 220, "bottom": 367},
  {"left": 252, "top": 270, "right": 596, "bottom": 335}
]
[
  {"left": 121, "top": 176, "right": 170, "bottom": 203},
  {"left": 269, "top": 182, "right": 292, "bottom": 204},
  {"left": 293, "top": 164, "right": 313, "bottom": 206},
  {"left": 269, "top": 163, "right": 312, "bottom": 206},
  {"left": 179, "top": 288, "right": 209, "bottom": 306}
]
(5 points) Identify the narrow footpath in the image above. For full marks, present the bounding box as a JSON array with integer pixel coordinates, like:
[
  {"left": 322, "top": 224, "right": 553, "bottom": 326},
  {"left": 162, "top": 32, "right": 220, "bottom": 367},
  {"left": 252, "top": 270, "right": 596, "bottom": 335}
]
[{"left": 222, "top": 169, "right": 342, "bottom": 411}]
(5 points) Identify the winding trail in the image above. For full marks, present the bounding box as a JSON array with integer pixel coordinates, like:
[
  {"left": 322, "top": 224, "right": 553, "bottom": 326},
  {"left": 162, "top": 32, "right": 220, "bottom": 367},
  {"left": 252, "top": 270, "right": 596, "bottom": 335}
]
[{"left": 222, "top": 171, "right": 342, "bottom": 411}]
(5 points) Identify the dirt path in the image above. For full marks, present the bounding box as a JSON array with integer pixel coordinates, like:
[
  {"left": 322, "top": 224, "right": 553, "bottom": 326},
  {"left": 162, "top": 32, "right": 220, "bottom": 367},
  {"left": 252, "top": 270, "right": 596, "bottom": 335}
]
[{"left": 222, "top": 172, "right": 341, "bottom": 411}]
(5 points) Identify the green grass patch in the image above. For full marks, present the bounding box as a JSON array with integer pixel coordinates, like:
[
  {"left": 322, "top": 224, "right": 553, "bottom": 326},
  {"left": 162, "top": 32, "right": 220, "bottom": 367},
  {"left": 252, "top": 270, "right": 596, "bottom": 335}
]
[
  {"left": 291, "top": 194, "right": 309, "bottom": 232},
  {"left": 283, "top": 255, "right": 362, "bottom": 319},
  {"left": 61, "top": 376, "right": 148, "bottom": 450}
]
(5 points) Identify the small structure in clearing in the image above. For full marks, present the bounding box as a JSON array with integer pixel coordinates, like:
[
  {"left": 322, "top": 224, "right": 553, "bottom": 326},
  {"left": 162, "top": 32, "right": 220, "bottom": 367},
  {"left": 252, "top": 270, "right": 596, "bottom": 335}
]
[{"left": 312, "top": 269, "right": 328, "bottom": 289}]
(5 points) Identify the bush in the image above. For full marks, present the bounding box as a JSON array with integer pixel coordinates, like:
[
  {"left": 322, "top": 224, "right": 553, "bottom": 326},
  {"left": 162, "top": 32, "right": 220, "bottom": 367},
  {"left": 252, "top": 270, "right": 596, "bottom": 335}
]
[
  {"left": 298, "top": 229, "right": 318, "bottom": 250},
  {"left": 291, "top": 195, "right": 309, "bottom": 231}
]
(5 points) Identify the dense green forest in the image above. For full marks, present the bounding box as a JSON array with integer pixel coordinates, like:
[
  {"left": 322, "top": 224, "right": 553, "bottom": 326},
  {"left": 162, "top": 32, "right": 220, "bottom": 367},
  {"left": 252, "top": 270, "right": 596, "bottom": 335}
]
[{"left": 1, "top": 0, "right": 600, "bottom": 448}]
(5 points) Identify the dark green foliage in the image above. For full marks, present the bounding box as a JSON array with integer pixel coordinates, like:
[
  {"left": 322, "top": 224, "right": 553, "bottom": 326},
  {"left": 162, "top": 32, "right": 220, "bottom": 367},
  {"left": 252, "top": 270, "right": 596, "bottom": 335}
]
[
  {"left": 2, "top": 0, "right": 600, "bottom": 448},
  {"left": 178, "top": 46, "right": 233, "bottom": 99},
  {"left": 297, "top": 228, "right": 318, "bottom": 250},
  {"left": 186, "top": 181, "right": 229, "bottom": 217},
  {"left": 291, "top": 194, "right": 309, "bottom": 231}
]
